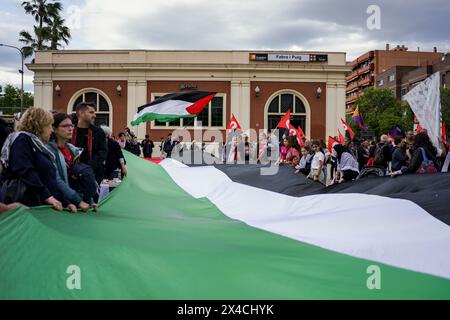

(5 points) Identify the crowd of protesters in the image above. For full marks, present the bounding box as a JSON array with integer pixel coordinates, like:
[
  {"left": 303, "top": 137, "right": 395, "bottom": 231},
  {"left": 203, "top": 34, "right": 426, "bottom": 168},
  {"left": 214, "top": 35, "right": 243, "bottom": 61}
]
[
  {"left": 0, "top": 102, "right": 160, "bottom": 214},
  {"left": 220, "top": 127, "right": 449, "bottom": 186},
  {"left": 1, "top": 104, "right": 448, "bottom": 213}
]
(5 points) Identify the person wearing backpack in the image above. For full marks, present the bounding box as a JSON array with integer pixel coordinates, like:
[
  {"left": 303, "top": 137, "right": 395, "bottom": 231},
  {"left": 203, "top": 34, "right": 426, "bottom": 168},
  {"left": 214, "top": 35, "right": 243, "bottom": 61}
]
[
  {"left": 371, "top": 135, "right": 392, "bottom": 172},
  {"left": 47, "top": 113, "right": 92, "bottom": 212},
  {"left": 390, "top": 132, "right": 440, "bottom": 176}
]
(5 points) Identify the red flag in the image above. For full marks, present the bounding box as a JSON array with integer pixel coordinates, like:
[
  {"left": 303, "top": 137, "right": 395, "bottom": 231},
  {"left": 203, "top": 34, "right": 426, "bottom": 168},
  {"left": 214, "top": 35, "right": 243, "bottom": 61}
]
[
  {"left": 416, "top": 123, "right": 423, "bottom": 133},
  {"left": 328, "top": 136, "right": 339, "bottom": 153},
  {"left": 297, "top": 126, "right": 305, "bottom": 138},
  {"left": 276, "top": 110, "right": 291, "bottom": 129},
  {"left": 340, "top": 118, "right": 355, "bottom": 141},
  {"left": 337, "top": 129, "right": 345, "bottom": 144},
  {"left": 227, "top": 114, "right": 242, "bottom": 130},
  {"left": 288, "top": 124, "right": 297, "bottom": 137},
  {"left": 297, "top": 126, "right": 305, "bottom": 146},
  {"left": 443, "top": 122, "right": 447, "bottom": 147}
]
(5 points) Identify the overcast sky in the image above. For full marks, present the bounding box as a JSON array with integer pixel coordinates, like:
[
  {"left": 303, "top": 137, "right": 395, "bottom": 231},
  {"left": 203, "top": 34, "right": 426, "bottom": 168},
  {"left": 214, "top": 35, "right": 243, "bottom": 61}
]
[{"left": 1, "top": 0, "right": 449, "bottom": 92}]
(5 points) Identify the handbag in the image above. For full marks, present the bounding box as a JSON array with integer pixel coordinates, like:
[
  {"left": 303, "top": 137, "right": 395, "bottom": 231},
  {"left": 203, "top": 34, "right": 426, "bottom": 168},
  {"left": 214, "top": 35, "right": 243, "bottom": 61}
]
[
  {"left": 1, "top": 178, "right": 27, "bottom": 203},
  {"left": 416, "top": 147, "right": 437, "bottom": 174}
]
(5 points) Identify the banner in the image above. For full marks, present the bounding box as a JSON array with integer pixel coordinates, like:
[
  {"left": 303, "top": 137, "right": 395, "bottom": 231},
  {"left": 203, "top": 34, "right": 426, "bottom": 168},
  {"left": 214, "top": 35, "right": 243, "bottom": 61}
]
[{"left": 403, "top": 72, "right": 442, "bottom": 154}]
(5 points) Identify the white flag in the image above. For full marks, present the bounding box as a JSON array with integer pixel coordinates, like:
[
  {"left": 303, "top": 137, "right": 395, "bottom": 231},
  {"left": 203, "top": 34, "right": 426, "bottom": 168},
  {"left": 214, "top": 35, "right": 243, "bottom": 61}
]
[{"left": 403, "top": 72, "right": 442, "bottom": 155}]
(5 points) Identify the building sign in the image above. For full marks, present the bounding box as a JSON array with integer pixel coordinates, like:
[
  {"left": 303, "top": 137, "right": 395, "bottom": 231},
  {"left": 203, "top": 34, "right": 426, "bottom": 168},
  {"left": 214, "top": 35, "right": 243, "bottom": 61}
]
[
  {"left": 179, "top": 83, "right": 198, "bottom": 90},
  {"left": 250, "top": 53, "right": 328, "bottom": 62}
]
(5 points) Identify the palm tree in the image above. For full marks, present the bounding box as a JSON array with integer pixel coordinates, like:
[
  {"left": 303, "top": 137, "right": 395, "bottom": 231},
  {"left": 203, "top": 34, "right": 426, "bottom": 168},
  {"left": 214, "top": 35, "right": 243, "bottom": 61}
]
[
  {"left": 19, "top": 26, "right": 51, "bottom": 59},
  {"left": 21, "top": 0, "right": 62, "bottom": 51},
  {"left": 48, "top": 16, "right": 71, "bottom": 50}
]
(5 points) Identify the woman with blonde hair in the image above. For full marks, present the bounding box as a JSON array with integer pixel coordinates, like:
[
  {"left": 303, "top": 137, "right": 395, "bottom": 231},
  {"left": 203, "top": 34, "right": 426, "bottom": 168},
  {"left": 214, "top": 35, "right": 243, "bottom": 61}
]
[{"left": 0, "top": 107, "right": 64, "bottom": 210}]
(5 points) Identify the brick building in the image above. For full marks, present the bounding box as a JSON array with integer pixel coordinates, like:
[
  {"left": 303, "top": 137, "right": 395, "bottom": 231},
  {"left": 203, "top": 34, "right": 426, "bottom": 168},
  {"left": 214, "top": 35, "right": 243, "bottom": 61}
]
[
  {"left": 28, "top": 50, "right": 350, "bottom": 143},
  {"left": 346, "top": 44, "right": 443, "bottom": 113}
]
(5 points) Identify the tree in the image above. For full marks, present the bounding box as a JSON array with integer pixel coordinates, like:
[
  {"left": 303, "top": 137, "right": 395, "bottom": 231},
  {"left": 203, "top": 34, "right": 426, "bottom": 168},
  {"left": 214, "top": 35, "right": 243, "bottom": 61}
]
[
  {"left": 0, "top": 85, "right": 34, "bottom": 114},
  {"left": 48, "top": 16, "right": 71, "bottom": 50},
  {"left": 19, "top": 0, "right": 68, "bottom": 59},
  {"left": 352, "top": 88, "right": 414, "bottom": 139}
]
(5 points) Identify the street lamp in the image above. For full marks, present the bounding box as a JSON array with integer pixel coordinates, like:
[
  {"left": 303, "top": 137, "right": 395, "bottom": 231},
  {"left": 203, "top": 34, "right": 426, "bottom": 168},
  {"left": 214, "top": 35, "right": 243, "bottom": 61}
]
[{"left": 0, "top": 43, "right": 24, "bottom": 114}]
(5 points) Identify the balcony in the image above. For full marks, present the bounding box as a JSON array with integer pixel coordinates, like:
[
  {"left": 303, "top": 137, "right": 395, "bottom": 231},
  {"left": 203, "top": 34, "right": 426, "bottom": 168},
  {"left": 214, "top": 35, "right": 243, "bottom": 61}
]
[
  {"left": 346, "top": 95, "right": 358, "bottom": 104},
  {"left": 346, "top": 81, "right": 359, "bottom": 93},
  {"left": 346, "top": 71, "right": 359, "bottom": 82},
  {"left": 358, "top": 76, "right": 374, "bottom": 87}
]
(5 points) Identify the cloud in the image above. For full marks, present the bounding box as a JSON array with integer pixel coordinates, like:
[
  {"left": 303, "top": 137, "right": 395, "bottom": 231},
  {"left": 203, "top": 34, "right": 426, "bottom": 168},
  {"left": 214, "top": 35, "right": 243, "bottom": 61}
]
[{"left": 0, "top": 0, "right": 449, "bottom": 93}]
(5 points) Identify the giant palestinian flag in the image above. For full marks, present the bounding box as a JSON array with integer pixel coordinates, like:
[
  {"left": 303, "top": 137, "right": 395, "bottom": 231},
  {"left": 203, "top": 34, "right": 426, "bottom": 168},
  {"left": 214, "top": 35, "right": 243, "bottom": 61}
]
[
  {"left": 1, "top": 153, "right": 450, "bottom": 299},
  {"left": 131, "top": 91, "right": 216, "bottom": 126}
]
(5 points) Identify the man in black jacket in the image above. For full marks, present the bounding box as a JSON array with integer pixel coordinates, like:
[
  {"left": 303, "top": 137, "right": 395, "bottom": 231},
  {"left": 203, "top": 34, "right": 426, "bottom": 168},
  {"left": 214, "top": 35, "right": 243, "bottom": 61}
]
[{"left": 72, "top": 102, "right": 108, "bottom": 184}]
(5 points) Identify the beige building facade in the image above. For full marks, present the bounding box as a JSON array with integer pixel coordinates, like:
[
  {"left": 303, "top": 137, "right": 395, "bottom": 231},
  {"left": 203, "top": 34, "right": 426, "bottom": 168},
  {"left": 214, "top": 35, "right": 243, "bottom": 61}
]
[{"left": 28, "top": 50, "right": 350, "bottom": 141}]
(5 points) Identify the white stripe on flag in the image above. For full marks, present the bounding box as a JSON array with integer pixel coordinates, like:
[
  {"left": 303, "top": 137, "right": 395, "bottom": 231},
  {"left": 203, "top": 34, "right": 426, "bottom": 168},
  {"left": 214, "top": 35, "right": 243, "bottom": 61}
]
[
  {"left": 134, "top": 99, "right": 192, "bottom": 120},
  {"left": 160, "top": 159, "right": 450, "bottom": 280}
]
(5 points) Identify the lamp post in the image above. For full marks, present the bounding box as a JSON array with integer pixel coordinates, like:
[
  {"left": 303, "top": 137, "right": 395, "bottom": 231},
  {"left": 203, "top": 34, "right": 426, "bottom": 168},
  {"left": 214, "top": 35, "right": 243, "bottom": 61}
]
[{"left": 0, "top": 43, "right": 24, "bottom": 114}]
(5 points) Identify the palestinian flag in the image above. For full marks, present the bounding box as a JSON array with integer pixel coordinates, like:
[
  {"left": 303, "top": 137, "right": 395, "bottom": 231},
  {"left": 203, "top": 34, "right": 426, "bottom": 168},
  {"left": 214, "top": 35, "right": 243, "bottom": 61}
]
[
  {"left": 1, "top": 154, "right": 450, "bottom": 299},
  {"left": 131, "top": 91, "right": 216, "bottom": 126}
]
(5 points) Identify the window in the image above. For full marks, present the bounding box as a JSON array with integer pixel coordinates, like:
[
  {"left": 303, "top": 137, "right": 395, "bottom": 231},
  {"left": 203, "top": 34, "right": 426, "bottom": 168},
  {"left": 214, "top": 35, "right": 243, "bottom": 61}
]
[
  {"left": 152, "top": 93, "right": 226, "bottom": 128},
  {"left": 389, "top": 74, "right": 395, "bottom": 82},
  {"left": 377, "top": 79, "right": 384, "bottom": 86},
  {"left": 71, "top": 91, "right": 111, "bottom": 127},
  {"left": 266, "top": 93, "right": 307, "bottom": 131}
]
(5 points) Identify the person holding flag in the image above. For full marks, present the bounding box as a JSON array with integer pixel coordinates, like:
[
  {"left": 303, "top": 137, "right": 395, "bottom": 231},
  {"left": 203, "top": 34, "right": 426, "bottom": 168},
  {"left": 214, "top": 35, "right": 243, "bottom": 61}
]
[
  {"left": 340, "top": 118, "right": 355, "bottom": 141},
  {"left": 351, "top": 105, "right": 367, "bottom": 130}
]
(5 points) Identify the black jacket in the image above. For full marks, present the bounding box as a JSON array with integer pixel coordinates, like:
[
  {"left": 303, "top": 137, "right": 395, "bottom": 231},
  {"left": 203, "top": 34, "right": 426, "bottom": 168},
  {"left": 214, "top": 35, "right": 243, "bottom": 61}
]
[
  {"left": 2, "top": 134, "right": 64, "bottom": 206},
  {"left": 402, "top": 146, "right": 440, "bottom": 174},
  {"left": 105, "top": 138, "right": 125, "bottom": 177},
  {"left": 72, "top": 125, "right": 108, "bottom": 183}
]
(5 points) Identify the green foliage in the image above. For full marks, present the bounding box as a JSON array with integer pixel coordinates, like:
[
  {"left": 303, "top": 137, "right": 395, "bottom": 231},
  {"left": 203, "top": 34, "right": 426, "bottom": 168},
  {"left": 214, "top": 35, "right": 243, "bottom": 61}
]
[
  {"left": 0, "top": 84, "right": 34, "bottom": 114},
  {"left": 352, "top": 88, "right": 414, "bottom": 139},
  {"left": 19, "top": 0, "right": 70, "bottom": 59}
]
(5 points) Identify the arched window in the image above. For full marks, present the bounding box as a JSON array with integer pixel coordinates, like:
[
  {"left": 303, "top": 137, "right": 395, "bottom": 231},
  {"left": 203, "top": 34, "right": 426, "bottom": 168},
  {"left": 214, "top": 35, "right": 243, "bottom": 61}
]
[
  {"left": 71, "top": 91, "right": 111, "bottom": 127},
  {"left": 267, "top": 93, "right": 307, "bottom": 131}
]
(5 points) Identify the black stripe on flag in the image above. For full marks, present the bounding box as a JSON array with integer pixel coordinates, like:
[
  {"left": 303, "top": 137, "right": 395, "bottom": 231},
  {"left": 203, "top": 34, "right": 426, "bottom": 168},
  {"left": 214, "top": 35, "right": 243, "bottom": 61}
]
[{"left": 137, "top": 91, "right": 217, "bottom": 113}]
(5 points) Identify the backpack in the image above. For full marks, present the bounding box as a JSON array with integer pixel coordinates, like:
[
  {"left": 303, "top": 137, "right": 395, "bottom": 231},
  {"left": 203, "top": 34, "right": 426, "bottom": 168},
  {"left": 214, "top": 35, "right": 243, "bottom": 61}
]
[
  {"left": 416, "top": 147, "right": 437, "bottom": 174},
  {"left": 69, "top": 161, "right": 98, "bottom": 201},
  {"left": 373, "top": 144, "right": 385, "bottom": 166}
]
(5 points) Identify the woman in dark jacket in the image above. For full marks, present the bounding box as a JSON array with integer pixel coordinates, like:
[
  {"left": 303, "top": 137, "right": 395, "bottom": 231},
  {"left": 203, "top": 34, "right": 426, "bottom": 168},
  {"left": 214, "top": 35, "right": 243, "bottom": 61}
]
[
  {"left": 47, "top": 113, "right": 92, "bottom": 212},
  {"left": 0, "top": 108, "right": 64, "bottom": 210},
  {"left": 391, "top": 132, "right": 440, "bottom": 176}
]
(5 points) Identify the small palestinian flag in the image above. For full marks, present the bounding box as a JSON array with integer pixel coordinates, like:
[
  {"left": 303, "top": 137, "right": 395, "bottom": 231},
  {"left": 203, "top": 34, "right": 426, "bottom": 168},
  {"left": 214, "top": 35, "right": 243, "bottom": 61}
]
[{"left": 131, "top": 91, "right": 216, "bottom": 126}]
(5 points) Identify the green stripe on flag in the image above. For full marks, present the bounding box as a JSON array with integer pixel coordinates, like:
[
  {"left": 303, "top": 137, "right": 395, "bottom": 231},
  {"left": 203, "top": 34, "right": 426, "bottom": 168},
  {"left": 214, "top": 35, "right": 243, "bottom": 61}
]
[
  {"left": 131, "top": 113, "right": 196, "bottom": 126},
  {"left": 1, "top": 153, "right": 449, "bottom": 299}
]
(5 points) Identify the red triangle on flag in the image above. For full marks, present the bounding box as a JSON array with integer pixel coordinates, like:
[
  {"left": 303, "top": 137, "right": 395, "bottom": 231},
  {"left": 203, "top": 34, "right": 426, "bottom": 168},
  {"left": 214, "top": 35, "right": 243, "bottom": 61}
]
[
  {"left": 227, "top": 114, "right": 242, "bottom": 130},
  {"left": 276, "top": 110, "right": 291, "bottom": 129}
]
